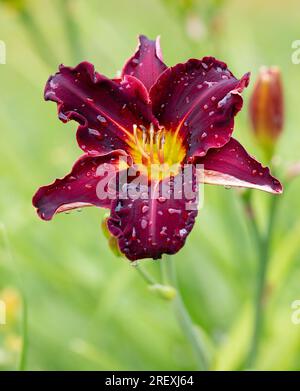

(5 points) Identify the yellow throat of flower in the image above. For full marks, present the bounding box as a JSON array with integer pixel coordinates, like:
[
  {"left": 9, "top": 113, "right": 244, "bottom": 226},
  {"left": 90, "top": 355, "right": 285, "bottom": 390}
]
[{"left": 129, "top": 124, "right": 186, "bottom": 180}]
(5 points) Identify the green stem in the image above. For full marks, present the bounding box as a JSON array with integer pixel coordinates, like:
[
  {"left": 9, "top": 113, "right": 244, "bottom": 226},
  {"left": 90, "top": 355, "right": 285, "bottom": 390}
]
[
  {"left": 0, "top": 224, "right": 28, "bottom": 371},
  {"left": 18, "top": 295, "right": 28, "bottom": 371},
  {"left": 162, "top": 255, "right": 208, "bottom": 370},
  {"left": 245, "top": 194, "right": 279, "bottom": 368},
  {"left": 135, "top": 263, "right": 157, "bottom": 285}
]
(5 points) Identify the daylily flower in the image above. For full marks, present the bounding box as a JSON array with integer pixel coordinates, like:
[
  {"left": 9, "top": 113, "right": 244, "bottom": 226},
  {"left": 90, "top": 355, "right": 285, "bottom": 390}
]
[{"left": 33, "top": 35, "right": 282, "bottom": 261}]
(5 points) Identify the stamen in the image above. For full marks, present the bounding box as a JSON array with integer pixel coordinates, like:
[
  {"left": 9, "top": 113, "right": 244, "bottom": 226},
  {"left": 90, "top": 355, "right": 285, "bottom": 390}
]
[
  {"left": 149, "top": 123, "right": 154, "bottom": 163},
  {"left": 157, "top": 130, "right": 165, "bottom": 164},
  {"left": 141, "top": 125, "right": 147, "bottom": 149},
  {"left": 133, "top": 124, "right": 150, "bottom": 161}
]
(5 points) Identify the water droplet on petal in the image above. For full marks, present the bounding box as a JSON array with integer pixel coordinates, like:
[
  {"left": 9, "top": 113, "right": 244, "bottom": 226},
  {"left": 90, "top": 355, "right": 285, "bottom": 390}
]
[
  {"left": 168, "top": 208, "right": 181, "bottom": 215},
  {"left": 141, "top": 219, "right": 148, "bottom": 229},
  {"left": 59, "top": 112, "right": 68, "bottom": 121},
  {"left": 97, "top": 115, "right": 107, "bottom": 124},
  {"left": 88, "top": 128, "right": 100, "bottom": 136},
  {"left": 142, "top": 205, "right": 149, "bottom": 213},
  {"left": 160, "top": 226, "right": 167, "bottom": 236},
  {"left": 179, "top": 228, "right": 187, "bottom": 237}
]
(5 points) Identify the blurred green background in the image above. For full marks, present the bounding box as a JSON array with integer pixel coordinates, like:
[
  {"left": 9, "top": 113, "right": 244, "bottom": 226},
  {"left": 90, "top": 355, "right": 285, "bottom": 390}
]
[{"left": 0, "top": 0, "right": 300, "bottom": 371}]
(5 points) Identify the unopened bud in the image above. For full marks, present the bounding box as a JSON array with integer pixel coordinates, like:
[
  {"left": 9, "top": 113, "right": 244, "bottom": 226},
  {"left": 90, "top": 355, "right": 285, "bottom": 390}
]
[
  {"left": 148, "top": 284, "right": 177, "bottom": 301},
  {"left": 249, "top": 66, "right": 284, "bottom": 160}
]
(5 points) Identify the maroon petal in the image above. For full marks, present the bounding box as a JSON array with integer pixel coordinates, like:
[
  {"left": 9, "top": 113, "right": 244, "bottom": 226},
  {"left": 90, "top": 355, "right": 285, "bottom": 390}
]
[
  {"left": 45, "top": 62, "right": 157, "bottom": 155},
  {"left": 150, "top": 57, "right": 249, "bottom": 159},
  {"left": 196, "top": 138, "right": 282, "bottom": 194},
  {"left": 107, "top": 171, "right": 198, "bottom": 261},
  {"left": 121, "top": 35, "right": 167, "bottom": 91},
  {"left": 33, "top": 151, "right": 129, "bottom": 221}
]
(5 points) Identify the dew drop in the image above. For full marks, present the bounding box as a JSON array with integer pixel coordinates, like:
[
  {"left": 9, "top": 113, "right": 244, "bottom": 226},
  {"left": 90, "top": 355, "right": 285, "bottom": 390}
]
[
  {"left": 132, "top": 227, "right": 137, "bottom": 238},
  {"left": 97, "top": 115, "right": 107, "bottom": 123},
  {"left": 141, "top": 219, "right": 148, "bottom": 229},
  {"left": 179, "top": 228, "right": 187, "bottom": 237},
  {"left": 88, "top": 128, "right": 100, "bottom": 136},
  {"left": 142, "top": 205, "right": 149, "bottom": 213},
  {"left": 160, "top": 226, "right": 167, "bottom": 236},
  {"left": 59, "top": 112, "right": 68, "bottom": 121},
  {"left": 168, "top": 208, "right": 181, "bottom": 215}
]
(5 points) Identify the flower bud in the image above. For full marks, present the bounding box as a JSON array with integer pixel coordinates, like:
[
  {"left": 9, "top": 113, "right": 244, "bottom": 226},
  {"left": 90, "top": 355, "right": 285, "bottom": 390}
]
[
  {"left": 249, "top": 66, "right": 284, "bottom": 160},
  {"left": 148, "top": 283, "right": 177, "bottom": 301}
]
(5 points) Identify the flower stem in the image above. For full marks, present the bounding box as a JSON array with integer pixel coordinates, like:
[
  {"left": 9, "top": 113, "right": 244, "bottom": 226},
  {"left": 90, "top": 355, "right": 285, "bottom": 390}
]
[
  {"left": 18, "top": 295, "right": 28, "bottom": 371},
  {"left": 162, "top": 254, "right": 209, "bottom": 370},
  {"left": 135, "top": 263, "right": 157, "bottom": 285},
  {"left": 0, "top": 224, "right": 28, "bottom": 371},
  {"left": 245, "top": 194, "right": 279, "bottom": 368}
]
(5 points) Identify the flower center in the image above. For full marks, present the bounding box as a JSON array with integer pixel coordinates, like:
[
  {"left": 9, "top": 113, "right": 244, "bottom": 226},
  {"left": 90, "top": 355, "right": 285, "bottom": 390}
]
[{"left": 130, "top": 124, "right": 186, "bottom": 180}]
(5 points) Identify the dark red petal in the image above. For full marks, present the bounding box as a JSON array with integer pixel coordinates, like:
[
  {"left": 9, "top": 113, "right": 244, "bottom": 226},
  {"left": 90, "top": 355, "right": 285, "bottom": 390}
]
[
  {"left": 150, "top": 57, "right": 249, "bottom": 159},
  {"left": 196, "top": 138, "right": 282, "bottom": 194},
  {"left": 107, "top": 171, "right": 198, "bottom": 261},
  {"left": 121, "top": 35, "right": 167, "bottom": 91},
  {"left": 45, "top": 62, "right": 157, "bottom": 155},
  {"left": 33, "top": 151, "right": 129, "bottom": 221}
]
